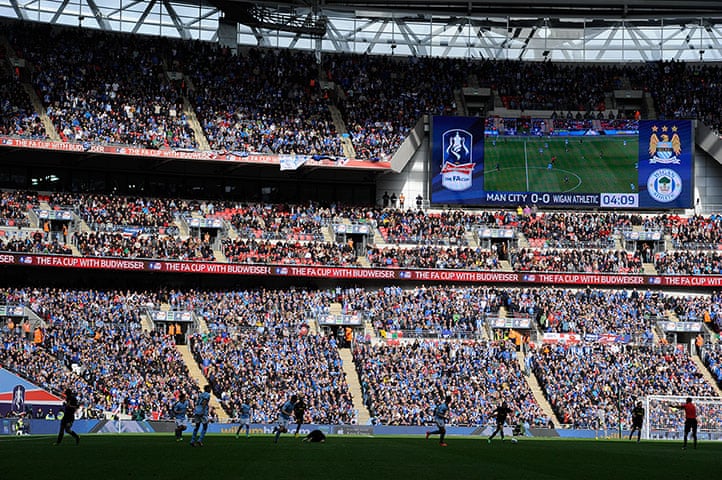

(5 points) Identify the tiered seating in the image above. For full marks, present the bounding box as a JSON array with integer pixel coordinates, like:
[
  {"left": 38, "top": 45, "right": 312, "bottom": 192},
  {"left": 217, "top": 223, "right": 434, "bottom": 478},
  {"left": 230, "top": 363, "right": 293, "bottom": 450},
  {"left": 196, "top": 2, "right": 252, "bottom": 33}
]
[
  {"left": 354, "top": 339, "right": 549, "bottom": 426},
  {"left": 6, "top": 22, "right": 196, "bottom": 148},
  {"left": 361, "top": 285, "right": 498, "bottom": 337},
  {"left": 221, "top": 239, "right": 357, "bottom": 266},
  {"left": 0, "top": 287, "right": 200, "bottom": 420},
  {"left": 0, "top": 190, "right": 37, "bottom": 227},
  {"left": 517, "top": 212, "right": 630, "bottom": 249},
  {"left": 223, "top": 203, "right": 330, "bottom": 241},
  {"left": 74, "top": 231, "right": 214, "bottom": 261},
  {"left": 367, "top": 245, "right": 500, "bottom": 270},
  {"left": 511, "top": 248, "right": 643, "bottom": 273},
  {"left": 376, "top": 209, "right": 470, "bottom": 245},
  {"left": 183, "top": 289, "right": 356, "bottom": 423},
  {"left": 0, "top": 62, "right": 45, "bottom": 138},
  {"left": 532, "top": 343, "right": 718, "bottom": 428},
  {"left": 325, "top": 54, "right": 466, "bottom": 161},
  {"left": 184, "top": 46, "right": 343, "bottom": 156}
]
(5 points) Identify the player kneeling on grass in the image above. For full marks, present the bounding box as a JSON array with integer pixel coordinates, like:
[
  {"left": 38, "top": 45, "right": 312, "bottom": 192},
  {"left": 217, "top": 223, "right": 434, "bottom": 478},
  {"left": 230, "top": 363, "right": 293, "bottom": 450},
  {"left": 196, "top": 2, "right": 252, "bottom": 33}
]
[{"left": 302, "top": 429, "right": 326, "bottom": 443}]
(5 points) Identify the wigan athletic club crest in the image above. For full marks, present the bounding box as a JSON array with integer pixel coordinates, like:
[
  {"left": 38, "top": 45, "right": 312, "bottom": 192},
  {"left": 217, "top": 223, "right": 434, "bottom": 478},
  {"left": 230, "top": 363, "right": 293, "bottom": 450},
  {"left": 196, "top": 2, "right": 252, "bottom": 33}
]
[
  {"left": 441, "top": 129, "right": 475, "bottom": 191},
  {"left": 647, "top": 168, "right": 683, "bottom": 203},
  {"left": 648, "top": 125, "right": 682, "bottom": 164}
]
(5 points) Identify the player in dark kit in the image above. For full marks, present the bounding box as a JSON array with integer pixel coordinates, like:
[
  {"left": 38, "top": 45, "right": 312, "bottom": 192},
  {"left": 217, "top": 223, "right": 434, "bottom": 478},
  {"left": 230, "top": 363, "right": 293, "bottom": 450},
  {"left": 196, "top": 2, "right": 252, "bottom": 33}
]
[
  {"left": 293, "top": 396, "right": 307, "bottom": 438},
  {"left": 488, "top": 401, "right": 513, "bottom": 443},
  {"left": 672, "top": 397, "right": 698, "bottom": 449},
  {"left": 426, "top": 395, "right": 452, "bottom": 447},
  {"left": 302, "top": 429, "right": 327, "bottom": 443},
  {"left": 628, "top": 401, "right": 645, "bottom": 442},
  {"left": 54, "top": 388, "right": 80, "bottom": 445}
]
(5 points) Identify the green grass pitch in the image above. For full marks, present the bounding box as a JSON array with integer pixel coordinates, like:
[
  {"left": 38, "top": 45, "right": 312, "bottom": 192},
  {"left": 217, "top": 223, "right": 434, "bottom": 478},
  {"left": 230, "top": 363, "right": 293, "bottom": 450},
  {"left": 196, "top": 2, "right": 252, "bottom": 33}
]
[
  {"left": 483, "top": 136, "right": 639, "bottom": 194},
  {"left": 2, "top": 434, "right": 718, "bottom": 480}
]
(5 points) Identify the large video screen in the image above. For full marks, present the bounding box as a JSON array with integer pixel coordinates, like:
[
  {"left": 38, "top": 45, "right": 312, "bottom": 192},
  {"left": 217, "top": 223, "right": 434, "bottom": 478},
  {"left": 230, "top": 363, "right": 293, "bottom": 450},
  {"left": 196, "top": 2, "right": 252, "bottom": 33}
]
[{"left": 430, "top": 116, "right": 694, "bottom": 209}]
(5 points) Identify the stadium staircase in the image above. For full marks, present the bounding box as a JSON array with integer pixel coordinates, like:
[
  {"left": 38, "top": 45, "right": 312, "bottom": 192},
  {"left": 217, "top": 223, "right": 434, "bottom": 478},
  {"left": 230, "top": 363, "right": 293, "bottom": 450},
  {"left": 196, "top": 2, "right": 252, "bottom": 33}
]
[
  {"left": 225, "top": 223, "right": 239, "bottom": 241},
  {"left": 177, "top": 217, "right": 190, "bottom": 238},
  {"left": 465, "top": 231, "right": 478, "bottom": 248},
  {"left": 0, "top": 37, "right": 61, "bottom": 142},
  {"left": 182, "top": 96, "right": 211, "bottom": 151},
  {"left": 324, "top": 223, "right": 336, "bottom": 243},
  {"left": 176, "top": 344, "right": 229, "bottom": 421},
  {"left": 517, "top": 350, "right": 563, "bottom": 427},
  {"left": 454, "top": 88, "right": 466, "bottom": 116},
  {"left": 140, "top": 310, "right": 154, "bottom": 332},
  {"left": 642, "top": 263, "right": 658, "bottom": 275},
  {"left": 356, "top": 256, "right": 371, "bottom": 267},
  {"left": 499, "top": 260, "right": 513, "bottom": 272},
  {"left": 643, "top": 92, "right": 657, "bottom": 119},
  {"left": 213, "top": 249, "right": 227, "bottom": 262},
  {"left": 337, "top": 348, "right": 371, "bottom": 425},
  {"left": 327, "top": 104, "right": 356, "bottom": 159},
  {"left": 516, "top": 232, "right": 530, "bottom": 248},
  {"left": 22, "top": 83, "right": 61, "bottom": 142},
  {"left": 690, "top": 354, "right": 722, "bottom": 396}
]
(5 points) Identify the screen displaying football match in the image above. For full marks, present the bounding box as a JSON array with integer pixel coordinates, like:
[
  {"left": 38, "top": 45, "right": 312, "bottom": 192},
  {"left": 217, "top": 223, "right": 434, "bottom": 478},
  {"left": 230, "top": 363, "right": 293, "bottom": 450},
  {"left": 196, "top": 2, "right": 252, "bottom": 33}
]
[{"left": 429, "top": 116, "right": 694, "bottom": 209}]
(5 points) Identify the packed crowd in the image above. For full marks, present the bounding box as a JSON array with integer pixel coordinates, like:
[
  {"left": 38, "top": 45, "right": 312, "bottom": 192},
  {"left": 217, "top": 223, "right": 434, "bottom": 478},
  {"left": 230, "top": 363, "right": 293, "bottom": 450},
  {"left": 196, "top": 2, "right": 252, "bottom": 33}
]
[
  {"left": 667, "top": 215, "right": 722, "bottom": 250},
  {"left": 376, "top": 209, "right": 471, "bottom": 245},
  {"left": 167, "top": 287, "right": 356, "bottom": 422},
  {"left": 516, "top": 212, "right": 628, "bottom": 249},
  {"left": 188, "top": 46, "right": 344, "bottom": 156},
  {"left": 532, "top": 343, "right": 718, "bottom": 429},
  {"left": 222, "top": 203, "right": 331, "bottom": 242},
  {"left": 358, "top": 285, "right": 498, "bottom": 336},
  {"left": 366, "top": 245, "right": 500, "bottom": 270},
  {"left": 73, "top": 231, "right": 214, "bottom": 261},
  {"left": 702, "top": 343, "right": 722, "bottom": 388},
  {"left": 0, "top": 190, "right": 37, "bottom": 227},
  {"left": 353, "top": 339, "right": 549, "bottom": 426},
  {"left": 0, "top": 232, "right": 72, "bottom": 255},
  {"left": 190, "top": 331, "right": 356, "bottom": 425},
  {"left": 478, "top": 61, "right": 631, "bottom": 113},
  {"left": 0, "top": 63, "right": 45, "bottom": 138},
  {"left": 0, "top": 287, "right": 201, "bottom": 420},
  {"left": 10, "top": 190, "right": 722, "bottom": 276},
  {"left": 644, "top": 60, "right": 722, "bottom": 137},
  {"left": 510, "top": 248, "right": 643, "bottom": 274},
  {"left": 4, "top": 19, "right": 722, "bottom": 157},
  {"left": 654, "top": 251, "right": 722, "bottom": 275},
  {"left": 221, "top": 238, "right": 357, "bottom": 266},
  {"left": 47, "top": 193, "right": 183, "bottom": 233},
  {"left": 1, "top": 283, "right": 720, "bottom": 429},
  {"left": 501, "top": 287, "right": 664, "bottom": 339},
  {"left": 324, "top": 53, "right": 467, "bottom": 161},
  {"left": 6, "top": 23, "right": 196, "bottom": 148}
]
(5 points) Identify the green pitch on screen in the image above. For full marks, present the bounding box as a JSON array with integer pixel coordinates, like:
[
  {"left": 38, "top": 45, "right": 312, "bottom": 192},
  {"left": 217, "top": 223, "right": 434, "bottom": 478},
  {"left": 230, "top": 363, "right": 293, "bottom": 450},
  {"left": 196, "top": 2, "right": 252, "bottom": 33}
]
[{"left": 483, "top": 136, "right": 638, "bottom": 194}]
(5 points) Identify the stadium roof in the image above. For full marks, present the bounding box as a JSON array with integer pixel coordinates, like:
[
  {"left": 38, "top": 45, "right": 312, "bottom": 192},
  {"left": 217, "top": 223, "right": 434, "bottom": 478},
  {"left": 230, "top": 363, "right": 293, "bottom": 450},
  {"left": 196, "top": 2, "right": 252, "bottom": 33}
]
[{"left": 2, "top": 0, "right": 722, "bottom": 61}]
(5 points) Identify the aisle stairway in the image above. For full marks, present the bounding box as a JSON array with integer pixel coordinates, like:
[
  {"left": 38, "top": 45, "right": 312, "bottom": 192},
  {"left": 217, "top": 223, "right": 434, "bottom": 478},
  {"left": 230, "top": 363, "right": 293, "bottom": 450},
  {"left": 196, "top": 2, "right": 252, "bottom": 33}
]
[
  {"left": 690, "top": 353, "right": 722, "bottom": 396},
  {"left": 517, "top": 350, "right": 562, "bottom": 427},
  {"left": 338, "top": 348, "right": 371, "bottom": 425},
  {"left": 177, "top": 344, "right": 228, "bottom": 421}
]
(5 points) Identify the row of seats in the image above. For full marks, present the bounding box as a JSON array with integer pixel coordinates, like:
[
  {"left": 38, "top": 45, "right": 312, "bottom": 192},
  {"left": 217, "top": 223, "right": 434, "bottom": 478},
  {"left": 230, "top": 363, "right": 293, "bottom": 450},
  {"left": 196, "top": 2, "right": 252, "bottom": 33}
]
[
  {"left": 5, "top": 192, "right": 722, "bottom": 273},
  {"left": 3, "top": 21, "right": 722, "bottom": 159},
  {"left": 1, "top": 285, "right": 719, "bottom": 428}
]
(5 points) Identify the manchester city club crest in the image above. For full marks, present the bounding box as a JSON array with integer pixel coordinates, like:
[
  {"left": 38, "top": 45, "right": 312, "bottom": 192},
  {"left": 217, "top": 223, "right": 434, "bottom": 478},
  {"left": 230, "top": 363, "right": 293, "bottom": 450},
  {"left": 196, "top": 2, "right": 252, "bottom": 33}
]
[
  {"left": 648, "top": 125, "right": 682, "bottom": 164},
  {"left": 441, "top": 129, "right": 475, "bottom": 191},
  {"left": 647, "top": 168, "right": 683, "bottom": 203}
]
